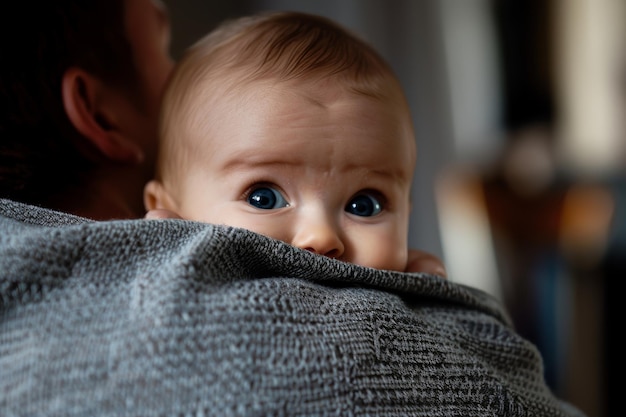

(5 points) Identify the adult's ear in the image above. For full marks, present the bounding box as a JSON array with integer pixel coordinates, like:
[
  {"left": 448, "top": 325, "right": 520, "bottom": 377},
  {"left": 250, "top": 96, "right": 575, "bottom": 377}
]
[
  {"left": 143, "top": 179, "right": 178, "bottom": 212},
  {"left": 62, "top": 67, "right": 143, "bottom": 163}
]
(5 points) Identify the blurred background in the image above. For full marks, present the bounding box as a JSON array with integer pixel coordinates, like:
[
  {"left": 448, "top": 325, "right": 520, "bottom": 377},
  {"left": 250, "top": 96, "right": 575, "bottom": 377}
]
[{"left": 162, "top": 1, "right": 625, "bottom": 416}]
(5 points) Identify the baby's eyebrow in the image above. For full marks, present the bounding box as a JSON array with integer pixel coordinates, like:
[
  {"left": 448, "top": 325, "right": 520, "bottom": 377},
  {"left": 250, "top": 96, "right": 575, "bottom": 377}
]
[
  {"left": 220, "top": 152, "right": 411, "bottom": 183},
  {"left": 345, "top": 165, "right": 412, "bottom": 184}
]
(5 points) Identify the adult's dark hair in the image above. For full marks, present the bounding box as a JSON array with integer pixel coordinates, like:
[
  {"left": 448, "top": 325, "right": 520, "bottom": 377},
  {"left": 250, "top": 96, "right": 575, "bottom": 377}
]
[{"left": 0, "top": 0, "right": 137, "bottom": 206}]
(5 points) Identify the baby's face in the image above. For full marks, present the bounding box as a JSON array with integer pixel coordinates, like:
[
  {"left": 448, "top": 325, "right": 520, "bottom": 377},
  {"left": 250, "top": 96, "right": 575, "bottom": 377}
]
[{"left": 171, "top": 79, "right": 415, "bottom": 271}]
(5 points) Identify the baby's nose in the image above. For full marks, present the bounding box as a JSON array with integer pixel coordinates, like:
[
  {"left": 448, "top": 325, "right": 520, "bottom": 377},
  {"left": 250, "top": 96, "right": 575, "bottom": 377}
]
[{"left": 291, "top": 215, "right": 345, "bottom": 259}]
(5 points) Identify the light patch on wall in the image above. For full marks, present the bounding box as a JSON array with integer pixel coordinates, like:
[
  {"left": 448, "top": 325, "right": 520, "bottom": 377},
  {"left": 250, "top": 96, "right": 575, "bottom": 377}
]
[{"left": 554, "top": 0, "right": 626, "bottom": 177}]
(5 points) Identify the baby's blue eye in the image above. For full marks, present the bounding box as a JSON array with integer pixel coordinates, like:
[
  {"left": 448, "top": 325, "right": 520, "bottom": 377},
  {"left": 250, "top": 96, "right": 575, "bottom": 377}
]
[
  {"left": 247, "top": 186, "right": 288, "bottom": 210},
  {"left": 345, "top": 193, "right": 383, "bottom": 217}
]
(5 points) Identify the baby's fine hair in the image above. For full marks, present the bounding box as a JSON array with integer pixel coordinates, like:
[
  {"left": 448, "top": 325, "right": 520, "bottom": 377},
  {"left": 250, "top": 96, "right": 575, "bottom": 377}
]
[
  {"left": 170, "top": 10, "right": 400, "bottom": 96},
  {"left": 158, "top": 11, "right": 408, "bottom": 180}
]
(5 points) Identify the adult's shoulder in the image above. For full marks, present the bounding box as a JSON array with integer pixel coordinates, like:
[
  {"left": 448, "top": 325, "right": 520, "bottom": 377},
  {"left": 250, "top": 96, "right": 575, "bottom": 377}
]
[{"left": 0, "top": 198, "right": 90, "bottom": 227}]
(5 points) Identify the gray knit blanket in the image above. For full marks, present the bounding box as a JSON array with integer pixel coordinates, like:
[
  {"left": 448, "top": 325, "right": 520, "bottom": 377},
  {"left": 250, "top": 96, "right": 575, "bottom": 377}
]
[{"left": 0, "top": 198, "right": 585, "bottom": 416}]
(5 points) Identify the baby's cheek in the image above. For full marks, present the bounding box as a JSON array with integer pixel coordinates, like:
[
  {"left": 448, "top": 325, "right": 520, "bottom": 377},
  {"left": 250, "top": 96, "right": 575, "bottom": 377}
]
[
  {"left": 356, "top": 239, "right": 408, "bottom": 272},
  {"left": 379, "top": 245, "right": 409, "bottom": 272}
]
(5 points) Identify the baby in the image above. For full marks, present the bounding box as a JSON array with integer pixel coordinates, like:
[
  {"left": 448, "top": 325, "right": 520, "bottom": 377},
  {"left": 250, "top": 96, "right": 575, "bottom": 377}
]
[{"left": 145, "top": 11, "right": 434, "bottom": 273}]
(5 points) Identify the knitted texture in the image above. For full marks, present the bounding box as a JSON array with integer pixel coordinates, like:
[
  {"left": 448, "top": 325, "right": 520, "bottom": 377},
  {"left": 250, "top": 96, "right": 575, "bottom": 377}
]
[{"left": 0, "top": 199, "right": 585, "bottom": 417}]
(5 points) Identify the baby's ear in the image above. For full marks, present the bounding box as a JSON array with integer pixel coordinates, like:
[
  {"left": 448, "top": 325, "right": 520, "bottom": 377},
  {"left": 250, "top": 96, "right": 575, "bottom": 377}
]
[{"left": 144, "top": 180, "right": 177, "bottom": 212}]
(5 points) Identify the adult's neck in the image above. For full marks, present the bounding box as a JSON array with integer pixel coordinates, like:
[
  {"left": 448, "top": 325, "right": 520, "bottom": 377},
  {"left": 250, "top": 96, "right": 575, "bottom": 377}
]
[{"left": 50, "top": 163, "right": 151, "bottom": 220}]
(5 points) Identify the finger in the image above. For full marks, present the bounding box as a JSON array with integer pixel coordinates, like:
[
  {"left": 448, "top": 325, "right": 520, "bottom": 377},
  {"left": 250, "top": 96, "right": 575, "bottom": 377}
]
[{"left": 405, "top": 249, "right": 447, "bottom": 278}]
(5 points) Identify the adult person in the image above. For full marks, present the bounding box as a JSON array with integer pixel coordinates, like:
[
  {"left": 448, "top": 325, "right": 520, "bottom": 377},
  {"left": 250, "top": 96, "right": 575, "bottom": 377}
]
[{"left": 0, "top": 0, "right": 173, "bottom": 220}]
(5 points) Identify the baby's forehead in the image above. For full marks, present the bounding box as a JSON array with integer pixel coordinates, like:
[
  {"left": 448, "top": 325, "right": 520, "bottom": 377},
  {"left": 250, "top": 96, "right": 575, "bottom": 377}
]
[
  {"left": 198, "top": 75, "right": 410, "bottom": 135},
  {"left": 225, "top": 79, "right": 411, "bottom": 147},
  {"left": 180, "top": 72, "right": 414, "bottom": 146}
]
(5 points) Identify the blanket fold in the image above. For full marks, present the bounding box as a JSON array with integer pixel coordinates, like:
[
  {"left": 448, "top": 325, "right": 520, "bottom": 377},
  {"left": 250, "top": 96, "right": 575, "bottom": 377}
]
[{"left": 0, "top": 199, "right": 585, "bottom": 416}]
